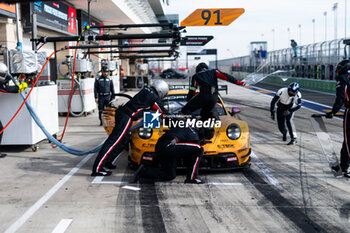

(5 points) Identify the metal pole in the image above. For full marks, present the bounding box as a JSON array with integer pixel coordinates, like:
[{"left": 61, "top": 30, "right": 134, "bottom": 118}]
[
  {"left": 66, "top": 43, "right": 176, "bottom": 49},
  {"left": 215, "top": 50, "right": 218, "bottom": 69},
  {"left": 120, "top": 55, "right": 173, "bottom": 59},
  {"left": 88, "top": 23, "right": 174, "bottom": 29},
  {"left": 272, "top": 29, "right": 275, "bottom": 50},
  {"left": 345, "top": 0, "right": 347, "bottom": 38},
  {"left": 86, "top": 50, "right": 173, "bottom": 54},
  {"left": 287, "top": 27, "right": 290, "bottom": 46},
  {"left": 333, "top": 3, "right": 338, "bottom": 40},
  {"left": 312, "top": 19, "right": 315, "bottom": 43},
  {"left": 32, "top": 11, "right": 37, "bottom": 51},
  {"left": 324, "top": 11, "right": 327, "bottom": 41},
  {"left": 33, "top": 32, "right": 180, "bottom": 43},
  {"left": 15, "top": 3, "right": 21, "bottom": 50},
  {"left": 88, "top": 0, "right": 91, "bottom": 33},
  {"left": 298, "top": 24, "right": 301, "bottom": 45},
  {"left": 186, "top": 53, "right": 188, "bottom": 70}
]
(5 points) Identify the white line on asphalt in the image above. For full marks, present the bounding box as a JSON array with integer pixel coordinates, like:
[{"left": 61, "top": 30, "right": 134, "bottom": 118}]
[
  {"left": 251, "top": 151, "right": 280, "bottom": 186},
  {"left": 92, "top": 176, "right": 253, "bottom": 186},
  {"left": 4, "top": 153, "right": 94, "bottom": 233},
  {"left": 51, "top": 219, "right": 73, "bottom": 233},
  {"left": 122, "top": 185, "right": 141, "bottom": 191}
]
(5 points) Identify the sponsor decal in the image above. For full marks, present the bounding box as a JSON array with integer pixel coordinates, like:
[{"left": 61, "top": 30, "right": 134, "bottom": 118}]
[
  {"left": 226, "top": 157, "right": 237, "bottom": 162},
  {"left": 142, "top": 143, "right": 155, "bottom": 148},
  {"left": 143, "top": 156, "right": 153, "bottom": 161},
  {"left": 143, "top": 112, "right": 221, "bottom": 129},
  {"left": 217, "top": 144, "right": 235, "bottom": 149},
  {"left": 143, "top": 111, "right": 161, "bottom": 129}
]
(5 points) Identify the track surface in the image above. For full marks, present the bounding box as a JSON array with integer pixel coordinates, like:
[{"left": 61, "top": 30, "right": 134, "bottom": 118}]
[{"left": 1, "top": 79, "right": 350, "bottom": 233}]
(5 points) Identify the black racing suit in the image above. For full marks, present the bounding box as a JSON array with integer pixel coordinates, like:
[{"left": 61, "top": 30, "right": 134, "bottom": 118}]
[
  {"left": 0, "top": 83, "right": 19, "bottom": 148},
  {"left": 270, "top": 89, "right": 302, "bottom": 139},
  {"left": 141, "top": 126, "right": 203, "bottom": 181},
  {"left": 181, "top": 69, "right": 241, "bottom": 120},
  {"left": 94, "top": 75, "right": 115, "bottom": 124},
  {"left": 330, "top": 72, "right": 350, "bottom": 172},
  {"left": 92, "top": 86, "right": 164, "bottom": 174}
]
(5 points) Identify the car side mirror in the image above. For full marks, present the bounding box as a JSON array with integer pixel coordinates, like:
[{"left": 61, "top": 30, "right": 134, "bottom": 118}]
[{"left": 229, "top": 106, "right": 241, "bottom": 116}]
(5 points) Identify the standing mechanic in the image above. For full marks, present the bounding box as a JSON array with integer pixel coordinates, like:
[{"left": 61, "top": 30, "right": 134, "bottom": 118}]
[
  {"left": 0, "top": 62, "right": 27, "bottom": 157},
  {"left": 94, "top": 66, "right": 115, "bottom": 126},
  {"left": 181, "top": 62, "right": 246, "bottom": 120},
  {"left": 91, "top": 80, "right": 169, "bottom": 176},
  {"left": 326, "top": 60, "right": 350, "bottom": 178},
  {"left": 270, "top": 82, "right": 302, "bottom": 145},
  {"left": 133, "top": 124, "right": 214, "bottom": 184}
]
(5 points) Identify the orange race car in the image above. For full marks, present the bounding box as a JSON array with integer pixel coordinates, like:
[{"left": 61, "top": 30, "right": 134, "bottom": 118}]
[{"left": 102, "top": 86, "right": 251, "bottom": 170}]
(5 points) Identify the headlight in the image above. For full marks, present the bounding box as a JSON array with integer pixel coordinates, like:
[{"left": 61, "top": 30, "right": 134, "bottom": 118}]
[
  {"left": 138, "top": 127, "right": 153, "bottom": 139},
  {"left": 226, "top": 124, "right": 241, "bottom": 140}
]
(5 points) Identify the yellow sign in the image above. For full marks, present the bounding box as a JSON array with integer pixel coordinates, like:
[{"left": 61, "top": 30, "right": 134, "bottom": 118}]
[{"left": 181, "top": 8, "right": 245, "bottom": 26}]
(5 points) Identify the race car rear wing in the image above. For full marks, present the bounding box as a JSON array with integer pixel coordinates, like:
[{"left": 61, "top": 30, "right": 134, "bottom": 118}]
[{"left": 168, "top": 85, "right": 228, "bottom": 94}]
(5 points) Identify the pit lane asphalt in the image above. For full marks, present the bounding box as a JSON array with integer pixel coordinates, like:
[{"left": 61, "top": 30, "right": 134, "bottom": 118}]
[{"left": 1, "top": 78, "right": 350, "bottom": 233}]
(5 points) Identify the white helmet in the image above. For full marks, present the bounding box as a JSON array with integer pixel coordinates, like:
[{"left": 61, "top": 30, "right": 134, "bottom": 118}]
[
  {"left": 151, "top": 80, "right": 169, "bottom": 99},
  {"left": 0, "top": 62, "right": 8, "bottom": 83}
]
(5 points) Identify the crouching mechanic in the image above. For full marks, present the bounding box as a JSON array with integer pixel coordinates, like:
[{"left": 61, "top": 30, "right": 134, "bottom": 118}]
[
  {"left": 270, "top": 82, "right": 302, "bottom": 145},
  {"left": 181, "top": 62, "right": 245, "bottom": 120},
  {"left": 133, "top": 124, "right": 215, "bottom": 184},
  {"left": 91, "top": 80, "right": 169, "bottom": 176},
  {"left": 94, "top": 66, "right": 115, "bottom": 126},
  {"left": 0, "top": 62, "right": 28, "bottom": 157},
  {"left": 326, "top": 59, "right": 350, "bottom": 178}
]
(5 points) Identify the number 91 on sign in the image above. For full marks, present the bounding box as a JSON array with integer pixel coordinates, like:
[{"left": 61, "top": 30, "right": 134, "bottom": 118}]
[{"left": 180, "top": 8, "right": 245, "bottom": 27}]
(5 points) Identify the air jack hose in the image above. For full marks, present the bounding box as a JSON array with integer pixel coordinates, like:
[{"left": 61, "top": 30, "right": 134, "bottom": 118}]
[{"left": 7, "top": 72, "right": 102, "bottom": 155}]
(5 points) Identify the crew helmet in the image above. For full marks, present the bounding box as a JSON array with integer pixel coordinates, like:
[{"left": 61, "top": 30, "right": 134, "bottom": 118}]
[
  {"left": 288, "top": 82, "right": 300, "bottom": 95},
  {"left": 196, "top": 62, "right": 209, "bottom": 73},
  {"left": 151, "top": 80, "right": 169, "bottom": 99},
  {"left": 335, "top": 59, "right": 350, "bottom": 75},
  {"left": 0, "top": 62, "right": 8, "bottom": 83},
  {"left": 101, "top": 66, "right": 109, "bottom": 72}
]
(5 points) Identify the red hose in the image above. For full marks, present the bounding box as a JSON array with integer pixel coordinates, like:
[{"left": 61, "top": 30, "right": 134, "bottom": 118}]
[
  {"left": 37, "top": 43, "right": 46, "bottom": 51},
  {"left": 0, "top": 49, "right": 63, "bottom": 136},
  {"left": 58, "top": 41, "right": 79, "bottom": 142}
]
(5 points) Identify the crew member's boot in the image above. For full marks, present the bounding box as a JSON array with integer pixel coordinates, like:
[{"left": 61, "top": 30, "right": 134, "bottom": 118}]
[
  {"left": 282, "top": 133, "right": 287, "bottom": 142},
  {"left": 287, "top": 138, "right": 297, "bottom": 145}
]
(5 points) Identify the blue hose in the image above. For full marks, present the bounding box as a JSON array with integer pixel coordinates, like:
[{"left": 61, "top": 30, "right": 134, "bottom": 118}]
[
  {"left": 9, "top": 73, "right": 102, "bottom": 155},
  {"left": 8, "top": 73, "right": 141, "bottom": 156}
]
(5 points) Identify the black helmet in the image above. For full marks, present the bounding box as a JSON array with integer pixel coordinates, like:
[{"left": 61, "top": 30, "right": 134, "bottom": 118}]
[
  {"left": 196, "top": 62, "right": 208, "bottom": 73},
  {"left": 336, "top": 59, "right": 350, "bottom": 75},
  {"left": 288, "top": 82, "right": 300, "bottom": 95},
  {"left": 101, "top": 66, "right": 109, "bottom": 72}
]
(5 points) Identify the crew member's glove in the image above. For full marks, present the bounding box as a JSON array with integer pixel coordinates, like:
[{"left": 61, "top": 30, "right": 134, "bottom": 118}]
[
  {"left": 270, "top": 111, "right": 275, "bottom": 121},
  {"left": 283, "top": 110, "right": 291, "bottom": 117},
  {"left": 237, "top": 80, "right": 246, "bottom": 86},
  {"left": 325, "top": 112, "right": 333, "bottom": 119},
  {"left": 18, "top": 82, "right": 28, "bottom": 93}
]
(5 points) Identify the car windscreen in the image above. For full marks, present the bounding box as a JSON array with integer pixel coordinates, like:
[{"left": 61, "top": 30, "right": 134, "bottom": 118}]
[{"left": 162, "top": 94, "right": 226, "bottom": 116}]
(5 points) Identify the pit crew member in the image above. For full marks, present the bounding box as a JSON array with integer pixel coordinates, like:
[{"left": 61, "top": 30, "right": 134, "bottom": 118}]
[
  {"left": 270, "top": 82, "right": 302, "bottom": 145},
  {"left": 181, "top": 62, "right": 245, "bottom": 120},
  {"left": 91, "top": 80, "right": 169, "bottom": 176},
  {"left": 133, "top": 125, "right": 214, "bottom": 184},
  {"left": 94, "top": 66, "right": 115, "bottom": 126},
  {"left": 326, "top": 59, "right": 350, "bottom": 178}
]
